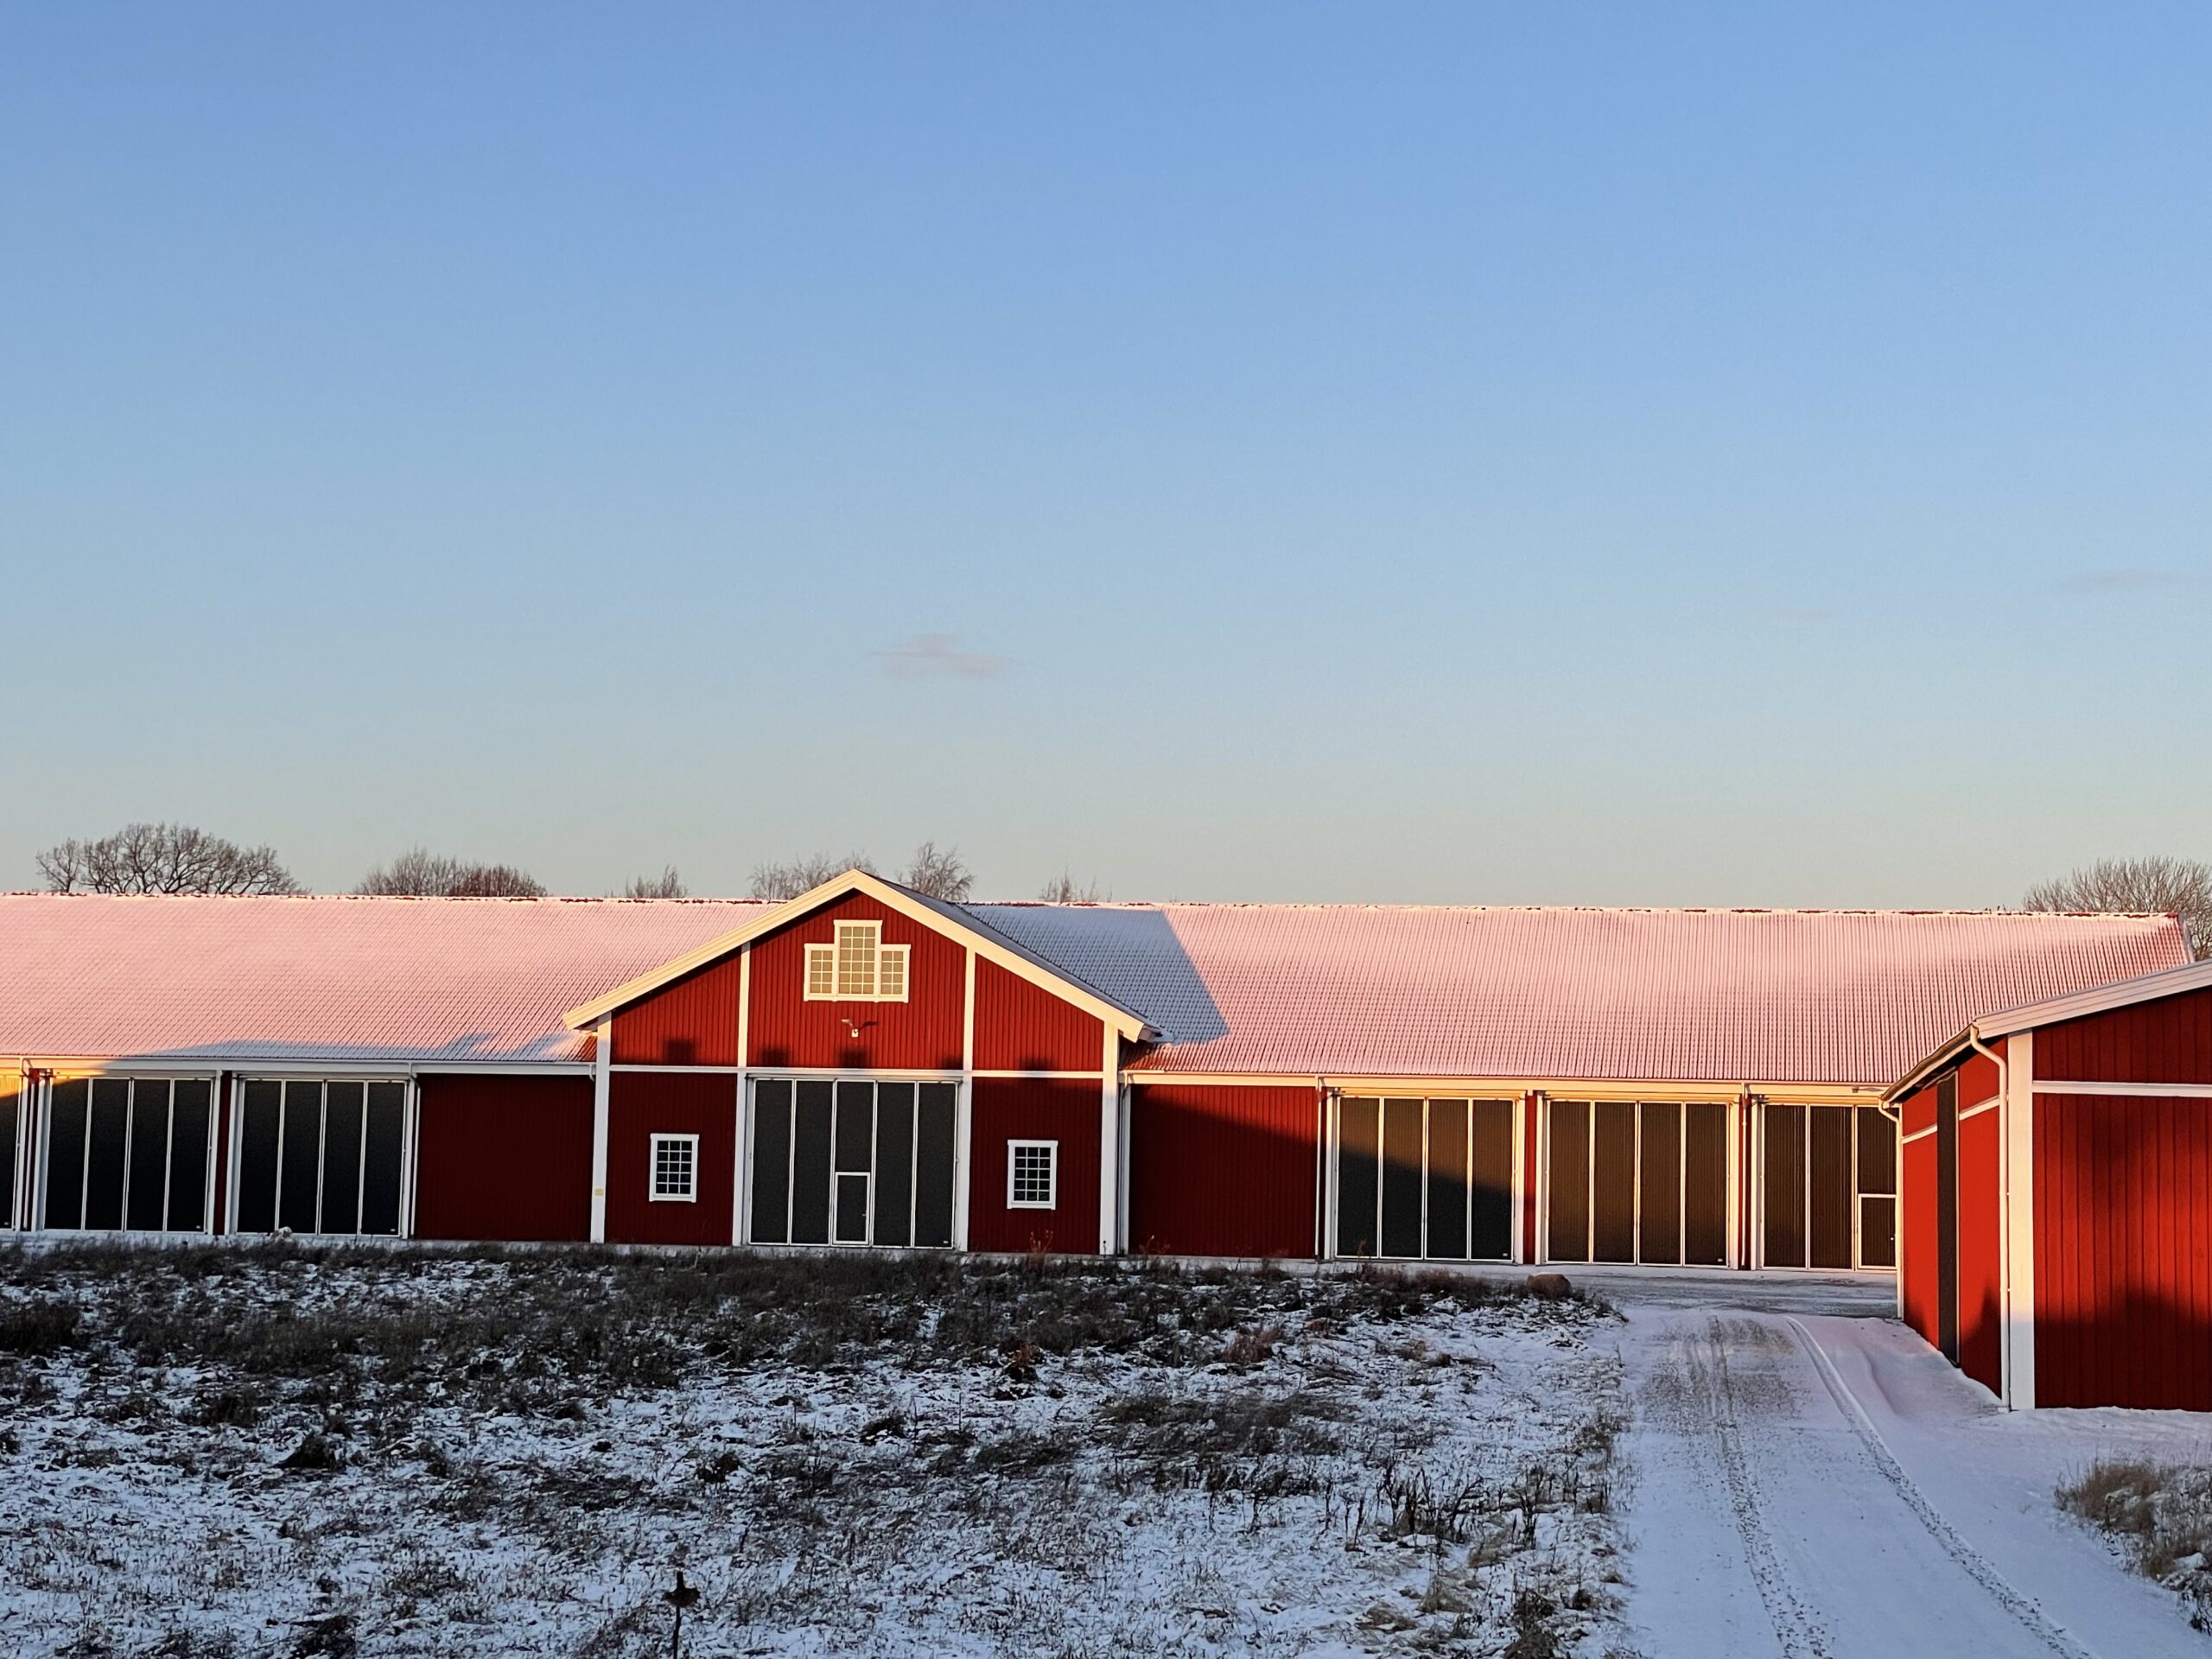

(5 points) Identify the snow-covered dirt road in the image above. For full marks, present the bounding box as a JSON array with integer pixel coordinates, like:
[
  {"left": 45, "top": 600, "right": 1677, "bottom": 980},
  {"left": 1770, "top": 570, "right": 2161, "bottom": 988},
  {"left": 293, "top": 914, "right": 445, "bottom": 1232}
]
[{"left": 1616, "top": 1296, "right": 2212, "bottom": 1657}]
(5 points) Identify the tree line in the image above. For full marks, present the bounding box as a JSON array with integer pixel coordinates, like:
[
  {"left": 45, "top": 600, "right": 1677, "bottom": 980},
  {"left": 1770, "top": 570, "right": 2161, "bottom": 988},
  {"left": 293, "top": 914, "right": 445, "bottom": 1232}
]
[
  {"left": 35, "top": 823, "right": 2207, "bottom": 955},
  {"left": 30, "top": 823, "right": 1112, "bottom": 906}
]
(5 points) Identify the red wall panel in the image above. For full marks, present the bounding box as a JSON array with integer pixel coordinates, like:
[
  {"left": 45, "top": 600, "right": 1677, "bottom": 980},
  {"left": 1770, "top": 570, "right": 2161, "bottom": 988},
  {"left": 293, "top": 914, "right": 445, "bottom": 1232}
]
[
  {"left": 1958, "top": 1104, "right": 2003, "bottom": 1396},
  {"left": 605, "top": 1071, "right": 735, "bottom": 1246},
  {"left": 1128, "top": 1084, "right": 1317, "bottom": 1259},
  {"left": 1901, "top": 1133, "right": 1940, "bottom": 1352},
  {"left": 971, "top": 957, "right": 1103, "bottom": 1073},
  {"left": 2036, "top": 1091, "right": 2212, "bottom": 1409},
  {"left": 1958, "top": 1045, "right": 2002, "bottom": 1111},
  {"left": 415, "top": 1074, "right": 594, "bottom": 1243},
  {"left": 611, "top": 954, "right": 743, "bottom": 1067},
  {"left": 968, "top": 1078, "right": 1101, "bottom": 1255},
  {"left": 747, "top": 894, "right": 964, "bottom": 1071},
  {"left": 1899, "top": 1079, "right": 1936, "bottom": 1139},
  {"left": 2035, "top": 987, "right": 2212, "bottom": 1086}
]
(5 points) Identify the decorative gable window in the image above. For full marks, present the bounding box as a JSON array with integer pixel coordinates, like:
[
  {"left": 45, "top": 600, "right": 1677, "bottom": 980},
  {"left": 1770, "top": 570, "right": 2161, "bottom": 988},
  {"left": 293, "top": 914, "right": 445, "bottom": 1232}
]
[{"left": 803, "top": 920, "right": 911, "bottom": 1002}]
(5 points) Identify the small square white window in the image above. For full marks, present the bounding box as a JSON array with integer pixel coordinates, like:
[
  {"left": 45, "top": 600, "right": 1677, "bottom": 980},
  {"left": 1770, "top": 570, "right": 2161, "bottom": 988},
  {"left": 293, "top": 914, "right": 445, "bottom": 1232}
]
[
  {"left": 805, "top": 944, "right": 836, "bottom": 999},
  {"left": 650, "top": 1134, "right": 699, "bottom": 1202},
  {"left": 1007, "top": 1140, "right": 1058, "bottom": 1210}
]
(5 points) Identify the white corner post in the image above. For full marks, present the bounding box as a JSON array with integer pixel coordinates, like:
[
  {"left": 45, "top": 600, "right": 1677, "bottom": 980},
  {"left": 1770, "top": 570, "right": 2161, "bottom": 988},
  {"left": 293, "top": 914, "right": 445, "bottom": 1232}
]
[
  {"left": 1098, "top": 1027, "right": 1120, "bottom": 1255},
  {"left": 2003, "top": 1030, "right": 2037, "bottom": 1409},
  {"left": 953, "top": 950, "right": 975, "bottom": 1251},
  {"left": 732, "top": 944, "right": 752, "bottom": 1249},
  {"left": 589, "top": 1018, "right": 612, "bottom": 1243}
]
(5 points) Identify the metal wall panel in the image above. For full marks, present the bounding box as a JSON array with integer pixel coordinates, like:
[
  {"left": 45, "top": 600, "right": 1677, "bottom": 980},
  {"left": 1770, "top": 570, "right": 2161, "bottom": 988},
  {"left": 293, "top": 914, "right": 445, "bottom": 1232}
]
[
  {"left": 1130, "top": 1084, "right": 1318, "bottom": 1261},
  {"left": 971, "top": 957, "right": 1104, "bottom": 1073},
  {"left": 1547, "top": 1103, "right": 1590, "bottom": 1263},
  {"left": 604, "top": 1071, "right": 736, "bottom": 1246},
  {"left": 1958, "top": 1103, "right": 2004, "bottom": 1396},
  {"left": 413, "top": 1074, "right": 594, "bottom": 1243},
  {"left": 747, "top": 893, "right": 965, "bottom": 1071},
  {"left": 968, "top": 1078, "right": 1101, "bottom": 1255},
  {"left": 610, "top": 953, "right": 744, "bottom": 1067},
  {"left": 2035, "top": 985, "right": 2212, "bottom": 1085},
  {"left": 1763, "top": 1106, "right": 1807, "bottom": 1268},
  {"left": 2035, "top": 1091, "right": 2212, "bottom": 1410}
]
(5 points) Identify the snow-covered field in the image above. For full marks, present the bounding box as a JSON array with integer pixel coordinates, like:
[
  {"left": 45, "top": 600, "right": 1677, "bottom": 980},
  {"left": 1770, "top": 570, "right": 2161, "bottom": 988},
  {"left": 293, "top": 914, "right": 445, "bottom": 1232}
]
[{"left": 0, "top": 1244, "right": 1631, "bottom": 1658}]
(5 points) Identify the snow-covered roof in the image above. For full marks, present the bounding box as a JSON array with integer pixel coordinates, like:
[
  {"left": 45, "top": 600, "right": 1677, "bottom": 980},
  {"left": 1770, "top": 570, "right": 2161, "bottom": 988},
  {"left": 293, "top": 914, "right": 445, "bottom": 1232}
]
[
  {"left": 969, "top": 902, "right": 2192, "bottom": 1086},
  {"left": 0, "top": 892, "right": 2189, "bottom": 1086},
  {"left": 0, "top": 893, "right": 770, "bottom": 1065}
]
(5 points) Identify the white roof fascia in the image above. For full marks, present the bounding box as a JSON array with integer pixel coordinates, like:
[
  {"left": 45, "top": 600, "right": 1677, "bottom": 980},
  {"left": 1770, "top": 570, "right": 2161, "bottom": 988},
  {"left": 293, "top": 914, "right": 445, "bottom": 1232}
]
[{"left": 562, "top": 869, "right": 1159, "bottom": 1042}]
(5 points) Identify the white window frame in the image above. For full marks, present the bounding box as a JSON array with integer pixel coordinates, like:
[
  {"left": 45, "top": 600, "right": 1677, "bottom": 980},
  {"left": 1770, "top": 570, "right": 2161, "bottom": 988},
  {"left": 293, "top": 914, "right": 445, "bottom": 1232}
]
[
  {"left": 1007, "top": 1139, "right": 1058, "bottom": 1210},
  {"left": 649, "top": 1133, "right": 700, "bottom": 1203},
  {"left": 800, "top": 919, "right": 912, "bottom": 1003}
]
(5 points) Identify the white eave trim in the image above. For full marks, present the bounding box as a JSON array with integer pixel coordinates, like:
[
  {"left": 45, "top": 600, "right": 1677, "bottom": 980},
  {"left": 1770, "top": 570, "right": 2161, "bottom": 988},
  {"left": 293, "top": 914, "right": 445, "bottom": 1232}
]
[
  {"left": 560, "top": 869, "right": 1160, "bottom": 1043},
  {"left": 1972, "top": 957, "right": 2212, "bottom": 1041},
  {"left": 1885, "top": 957, "right": 2212, "bottom": 1103}
]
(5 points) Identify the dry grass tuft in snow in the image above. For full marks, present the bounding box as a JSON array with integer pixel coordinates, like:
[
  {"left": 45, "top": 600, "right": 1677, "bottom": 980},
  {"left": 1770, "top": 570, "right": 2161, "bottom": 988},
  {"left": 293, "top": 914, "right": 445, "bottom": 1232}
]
[
  {"left": 2058, "top": 1456, "right": 2212, "bottom": 1630},
  {"left": 1, "top": 1243, "right": 1629, "bottom": 1657}
]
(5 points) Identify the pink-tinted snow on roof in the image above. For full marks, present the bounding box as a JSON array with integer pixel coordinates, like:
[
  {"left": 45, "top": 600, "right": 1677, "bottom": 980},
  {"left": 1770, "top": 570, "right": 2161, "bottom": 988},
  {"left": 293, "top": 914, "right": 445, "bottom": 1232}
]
[
  {"left": 0, "top": 893, "right": 770, "bottom": 1065},
  {"left": 969, "top": 903, "right": 2193, "bottom": 1085},
  {"left": 1, "top": 893, "right": 2190, "bottom": 1086}
]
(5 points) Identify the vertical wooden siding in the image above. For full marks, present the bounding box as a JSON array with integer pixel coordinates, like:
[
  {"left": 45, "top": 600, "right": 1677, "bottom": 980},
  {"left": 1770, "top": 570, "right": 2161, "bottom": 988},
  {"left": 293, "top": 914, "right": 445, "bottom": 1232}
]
[
  {"left": 2035, "top": 986, "right": 2212, "bottom": 1084},
  {"left": 971, "top": 957, "right": 1104, "bottom": 1072},
  {"left": 611, "top": 954, "right": 744, "bottom": 1067},
  {"left": 747, "top": 893, "right": 964, "bottom": 1071},
  {"left": 604, "top": 1071, "right": 736, "bottom": 1246},
  {"left": 1958, "top": 1103, "right": 2003, "bottom": 1396},
  {"left": 2035, "top": 1091, "right": 2212, "bottom": 1410},
  {"left": 1128, "top": 1084, "right": 1316, "bottom": 1259},
  {"left": 415, "top": 1074, "right": 594, "bottom": 1242},
  {"left": 1901, "top": 1127, "right": 1940, "bottom": 1352},
  {"left": 967, "top": 1078, "right": 1100, "bottom": 1255}
]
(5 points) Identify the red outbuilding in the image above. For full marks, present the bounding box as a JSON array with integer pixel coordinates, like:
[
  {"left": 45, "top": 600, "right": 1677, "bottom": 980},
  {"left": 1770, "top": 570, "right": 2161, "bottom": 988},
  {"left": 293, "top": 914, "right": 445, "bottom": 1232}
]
[
  {"left": 1, "top": 870, "right": 2192, "bottom": 1285},
  {"left": 1890, "top": 957, "right": 2212, "bottom": 1409}
]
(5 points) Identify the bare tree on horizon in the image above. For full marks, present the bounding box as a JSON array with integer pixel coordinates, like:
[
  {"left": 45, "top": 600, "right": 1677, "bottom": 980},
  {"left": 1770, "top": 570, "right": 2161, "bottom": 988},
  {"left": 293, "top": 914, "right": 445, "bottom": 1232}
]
[
  {"left": 622, "top": 866, "right": 689, "bottom": 899},
  {"left": 357, "top": 849, "right": 548, "bottom": 898},
  {"left": 36, "top": 823, "right": 301, "bottom": 895},
  {"left": 1038, "top": 870, "right": 1104, "bottom": 903},
  {"left": 749, "top": 842, "right": 974, "bottom": 902},
  {"left": 2024, "top": 855, "right": 2212, "bottom": 960}
]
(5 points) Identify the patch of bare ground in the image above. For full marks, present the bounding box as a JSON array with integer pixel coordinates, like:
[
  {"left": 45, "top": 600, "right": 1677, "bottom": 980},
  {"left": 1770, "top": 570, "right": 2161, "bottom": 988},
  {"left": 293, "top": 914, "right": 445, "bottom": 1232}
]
[
  {"left": 0, "top": 1243, "right": 1626, "bottom": 1656},
  {"left": 2058, "top": 1456, "right": 2212, "bottom": 1629}
]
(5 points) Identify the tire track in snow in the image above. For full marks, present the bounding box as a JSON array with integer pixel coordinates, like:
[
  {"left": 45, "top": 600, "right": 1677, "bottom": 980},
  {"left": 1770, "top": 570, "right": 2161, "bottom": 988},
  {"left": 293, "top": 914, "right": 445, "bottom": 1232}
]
[
  {"left": 1657, "top": 1319, "right": 1834, "bottom": 1659},
  {"left": 1783, "top": 1315, "right": 2101, "bottom": 1659}
]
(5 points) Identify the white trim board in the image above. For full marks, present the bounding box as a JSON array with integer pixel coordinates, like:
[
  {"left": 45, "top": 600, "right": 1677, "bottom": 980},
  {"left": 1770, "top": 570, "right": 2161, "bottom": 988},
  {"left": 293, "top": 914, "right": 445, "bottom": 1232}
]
[
  {"left": 2032, "top": 1080, "right": 2212, "bottom": 1098},
  {"left": 562, "top": 868, "right": 1157, "bottom": 1042}
]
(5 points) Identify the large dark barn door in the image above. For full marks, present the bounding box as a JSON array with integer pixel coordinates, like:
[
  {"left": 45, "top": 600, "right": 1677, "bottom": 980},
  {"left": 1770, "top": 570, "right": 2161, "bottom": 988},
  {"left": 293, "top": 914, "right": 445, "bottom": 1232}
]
[
  {"left": 1857, "top": 1108, "right": 1897, "bottom": 1268},
  {"left": 1762, "top": 1102, "right": 1898, "bottom": 1272},
  {"left": 233, "top": 1079, "right": 403, "bottom": 1236},
  {"left": 749, "top": 1078, "right": 956, "bottom": 1249},
  {"left": 38, "top": 1077, "right": 214, "bottom": 1234},
  {"left": 1547, "top": 1099, "right": 1729, "bottom": 1266},
  {"left": 1335, "top": 1096, "right": 1516, "bottom": 1262}
]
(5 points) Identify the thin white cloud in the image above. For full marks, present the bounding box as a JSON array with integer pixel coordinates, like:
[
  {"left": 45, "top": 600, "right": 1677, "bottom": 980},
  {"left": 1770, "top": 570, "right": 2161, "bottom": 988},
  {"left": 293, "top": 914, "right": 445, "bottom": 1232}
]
[
  {"left": 870, "top": 633, "right": 1014, "bottom": 679},
  {"left": 2057, "top": 568, "right": 2202, "bottom": 595}
]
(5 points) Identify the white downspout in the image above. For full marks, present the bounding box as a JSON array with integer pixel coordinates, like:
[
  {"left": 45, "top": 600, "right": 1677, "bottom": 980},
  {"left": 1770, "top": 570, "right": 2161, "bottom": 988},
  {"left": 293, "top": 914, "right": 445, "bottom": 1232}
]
[{"left": 1965, "top": 1028, "right": 2011, "bottom": 1404}]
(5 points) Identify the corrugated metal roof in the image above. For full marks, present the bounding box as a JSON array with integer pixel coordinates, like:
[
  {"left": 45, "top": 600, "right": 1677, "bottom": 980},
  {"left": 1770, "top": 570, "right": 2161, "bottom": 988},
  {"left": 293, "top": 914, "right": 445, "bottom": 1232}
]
[
  {"left": 0, "top": 893, "right": 2190, "bottom": 1086},
  {"left": 0, "top": 893, "right": 770, "bottom": 1065},
  {"left": 968, "top": 903, "right": 2193, "bottom": 1085}
]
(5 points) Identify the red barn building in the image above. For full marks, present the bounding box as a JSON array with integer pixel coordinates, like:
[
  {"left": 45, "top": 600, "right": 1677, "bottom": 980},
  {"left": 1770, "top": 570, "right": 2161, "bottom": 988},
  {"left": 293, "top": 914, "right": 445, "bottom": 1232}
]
[
  {"left": 1889, "top": 957, "right": 2212, "bottom": 1409},
  {"left": 1, "top": 871, "right": 2190, "bottom": 1276}
]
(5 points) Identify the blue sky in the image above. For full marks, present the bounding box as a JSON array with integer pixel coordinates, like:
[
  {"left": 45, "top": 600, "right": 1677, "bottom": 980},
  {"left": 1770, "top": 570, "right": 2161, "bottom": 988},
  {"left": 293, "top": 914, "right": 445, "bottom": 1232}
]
[{"left": 3, "top": 4, "right": 2206, "bottom": 904}]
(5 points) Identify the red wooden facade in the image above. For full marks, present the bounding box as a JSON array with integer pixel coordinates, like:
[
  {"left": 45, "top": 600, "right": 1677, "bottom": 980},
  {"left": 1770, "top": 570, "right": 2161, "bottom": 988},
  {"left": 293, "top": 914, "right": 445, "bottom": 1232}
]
[
  {"left": 415, "top": 1074, "right": 594, "bottom": 1243},
  {"left": 1894, "top": 968, "right": 2212, "bottom": 1408},
  {"left": 1128, "top": 1083, "right": 1318, "bottom": 1259}
]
